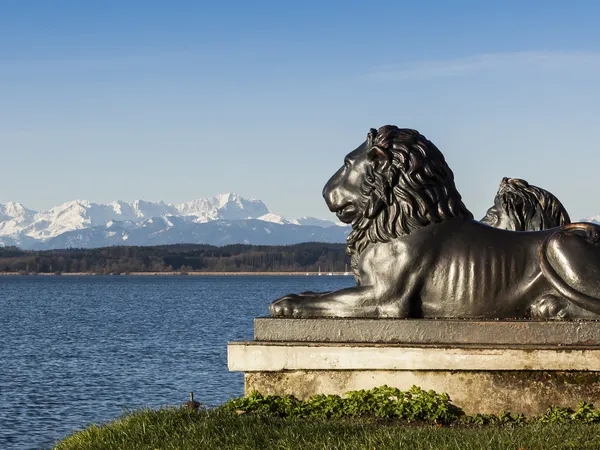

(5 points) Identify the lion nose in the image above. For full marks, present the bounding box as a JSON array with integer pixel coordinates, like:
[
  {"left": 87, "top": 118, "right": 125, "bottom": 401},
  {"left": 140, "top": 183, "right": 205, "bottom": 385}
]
[
  {"left": 323, "top": 184, "right": 344, "bottom": 213},
  {"left": 323, "top": 166, "right": 344, "bottom": 211},
  {"left": 322, "top": 183, "right": 330, "bottom": 201},
  {"left": 322, "top": 180, "right": 335, "bottom": 210}
]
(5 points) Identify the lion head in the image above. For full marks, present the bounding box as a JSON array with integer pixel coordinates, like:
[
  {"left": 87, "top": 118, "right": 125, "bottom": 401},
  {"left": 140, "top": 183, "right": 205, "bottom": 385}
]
[
  {"left": 481, "top": 177, "right": 571, "bottom": 231},
  {"left": 322, "top": 125, "right": 473, "bottom": 274}
]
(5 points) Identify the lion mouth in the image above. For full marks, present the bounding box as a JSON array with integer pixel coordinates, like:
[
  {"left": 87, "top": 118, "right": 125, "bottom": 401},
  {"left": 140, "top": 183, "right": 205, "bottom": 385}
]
[{"left": 335, "top": 203, "right": 358, "bottom": 223}]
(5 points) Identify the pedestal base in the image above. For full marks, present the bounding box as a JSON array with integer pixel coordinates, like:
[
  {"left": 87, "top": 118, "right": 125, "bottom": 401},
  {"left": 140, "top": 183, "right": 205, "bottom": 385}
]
[{"left": 228, "top": 319, "right": 600, "bottom": 415}]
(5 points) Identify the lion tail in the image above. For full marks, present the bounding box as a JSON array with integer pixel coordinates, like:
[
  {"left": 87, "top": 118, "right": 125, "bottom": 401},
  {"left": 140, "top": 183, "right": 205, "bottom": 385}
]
[{"left": 539, "top": 222, "right": 600, "bottom": 314}]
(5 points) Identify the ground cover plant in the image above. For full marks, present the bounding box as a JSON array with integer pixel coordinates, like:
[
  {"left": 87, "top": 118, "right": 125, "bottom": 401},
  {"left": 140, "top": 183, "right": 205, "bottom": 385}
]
[{"left": 54, "top": 386, "right": 600, "bottom": 450}]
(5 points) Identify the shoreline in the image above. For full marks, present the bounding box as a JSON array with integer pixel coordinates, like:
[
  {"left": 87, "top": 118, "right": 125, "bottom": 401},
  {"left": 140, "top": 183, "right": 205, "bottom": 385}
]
[{"left": 0, "top": 271, "right": 353, "bottom": 277}]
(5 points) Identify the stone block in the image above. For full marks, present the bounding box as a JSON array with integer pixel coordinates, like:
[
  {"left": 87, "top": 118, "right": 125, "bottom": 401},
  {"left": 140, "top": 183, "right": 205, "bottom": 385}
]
[
  {"left": 254, "top": 318, "right": 600, "bottom": 345},
  {"left": 229, "top": 319, "right": 600, "bottom": 415}
]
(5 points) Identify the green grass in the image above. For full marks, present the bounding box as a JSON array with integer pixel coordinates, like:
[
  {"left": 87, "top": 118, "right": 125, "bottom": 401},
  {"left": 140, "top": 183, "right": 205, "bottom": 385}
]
[
  {"left": 54, "top": 386, "right": 600, "bottom": 449},
  {"left": 55, "top": 407, "right": 600, "bottom": 450}
]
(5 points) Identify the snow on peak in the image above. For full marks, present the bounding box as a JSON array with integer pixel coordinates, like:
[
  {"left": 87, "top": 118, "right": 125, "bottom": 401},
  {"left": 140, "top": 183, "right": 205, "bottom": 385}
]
[
  {"left": 295, "top": 216, "right": 344, "bottom": 228},
  {"left": 216, "top": 193, "right": 236, "bottom": 208},
  {"left": 0, "top": 202, "right": 36, "bottom": 219},
  {"left": 0, "top": 202, "right": 38, "bottom": 238},
  {"left": 174, "top": 193, "right": 268, "bottom": 221},
  {"left": 257, "top": 213, "right": 299, "bottom": 225},
  {"left": 582, "top": 216, "right": 600, "bottom": 226},
  {"left": 110, "top": 201, "right": 126, "bottom": 215}
]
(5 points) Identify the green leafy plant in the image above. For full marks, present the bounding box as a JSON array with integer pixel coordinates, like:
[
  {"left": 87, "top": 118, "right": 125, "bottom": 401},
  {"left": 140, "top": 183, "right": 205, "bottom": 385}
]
[
  {"left": 538, "top": 406, "right": 574, "bottom": 423},
  {"left": 226, "top": 385, "right": 463, "bottom": 424},
  {"left": 226, "top": 385, "right": 600, "bottom": 427},
  {"left": 570, "top": 402, "right": 600, "bottom": 423}
]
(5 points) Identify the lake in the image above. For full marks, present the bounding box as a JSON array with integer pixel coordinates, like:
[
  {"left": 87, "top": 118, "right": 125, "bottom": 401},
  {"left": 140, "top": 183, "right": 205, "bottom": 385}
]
[{"left": 0, "top": 275, "right": 355, "bottom": 450}]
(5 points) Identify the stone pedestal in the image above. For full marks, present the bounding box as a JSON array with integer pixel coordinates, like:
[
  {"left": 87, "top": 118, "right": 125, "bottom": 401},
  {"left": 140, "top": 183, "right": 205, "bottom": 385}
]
[{"left": 227, "top": 319, "right": 600, "bottom": 415}]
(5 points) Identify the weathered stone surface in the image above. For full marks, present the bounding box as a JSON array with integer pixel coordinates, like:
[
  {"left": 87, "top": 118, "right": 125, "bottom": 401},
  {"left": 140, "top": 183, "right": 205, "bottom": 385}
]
[
  {"left": 230, "top": 319, "right": 600, "bottom": 415},
  {"left": 229, "top": 342, "right": 600, "bottom": 371},
  {"left": 245, "top": 370, "right": 600, "bottom": 416},
  {"left": 254, "top": 318, "right": 600, "bottom": 345}
]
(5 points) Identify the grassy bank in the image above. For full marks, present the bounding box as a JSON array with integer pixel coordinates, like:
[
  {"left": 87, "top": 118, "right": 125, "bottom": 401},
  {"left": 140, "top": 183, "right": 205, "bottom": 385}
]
[
  {"left": 55, "top": 386, "right": 600, "bottom": 449},
  {"left": 54, "top": 407, "right": 600, "bottom": 450}
]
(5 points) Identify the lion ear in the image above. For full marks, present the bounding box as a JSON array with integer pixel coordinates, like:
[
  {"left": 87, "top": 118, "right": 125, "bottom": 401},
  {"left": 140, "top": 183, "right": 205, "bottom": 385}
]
[{"left": 368, "top": 145, "right": 391, "bottom": 171}]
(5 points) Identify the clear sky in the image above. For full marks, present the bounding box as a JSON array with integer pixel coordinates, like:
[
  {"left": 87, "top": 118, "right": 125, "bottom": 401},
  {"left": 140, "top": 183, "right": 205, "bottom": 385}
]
[{"left": 1, "top": 0, "right": 600, "bottom": 220}]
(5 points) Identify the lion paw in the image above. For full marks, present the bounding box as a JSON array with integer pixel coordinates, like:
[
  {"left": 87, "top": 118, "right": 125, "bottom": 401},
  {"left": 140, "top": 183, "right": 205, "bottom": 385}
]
[
  {"left": 529, "top": 295, "right": 570, "bottom": 320},
  {"left": 269, "top": 294, "right": 308, "bottom": 317}
]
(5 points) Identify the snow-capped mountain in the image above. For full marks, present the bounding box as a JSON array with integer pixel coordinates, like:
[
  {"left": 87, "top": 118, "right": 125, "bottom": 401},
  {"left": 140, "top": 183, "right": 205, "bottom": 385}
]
[
  {"left": 296, "top": 216, "right": 345, "bottom": 228},
  {"left": 0, "top": 202, "right": 37, "bottom": 237},
  {"left": 257, "top": 213, "right": 298, "bottom": 225},
  {"left": 0, "top": 202, "right": 35, "bottom": 222},
  {"left": 29, "top": 219, "right": 350, "bottom": 250},
  {"left": 583, "top": 216, "right": 600, "bottom": 225},
  {"left": 256, "top": 214, "right": 342, "bottom": 228},
  {"left": 0, "top": 194, "right": 349, "bottom": 249},
  {"left": 173, "top": 193, "right": 269, "bottom": 221}
]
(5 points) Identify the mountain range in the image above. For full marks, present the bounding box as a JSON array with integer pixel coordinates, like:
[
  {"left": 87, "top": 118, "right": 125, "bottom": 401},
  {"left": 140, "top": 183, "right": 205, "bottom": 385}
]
[
  {"left": 4, "top": 193, "right": 598, "bottom": 251},
  {"left": 0, "top": 193, "right": 350, "bottom": 250}
]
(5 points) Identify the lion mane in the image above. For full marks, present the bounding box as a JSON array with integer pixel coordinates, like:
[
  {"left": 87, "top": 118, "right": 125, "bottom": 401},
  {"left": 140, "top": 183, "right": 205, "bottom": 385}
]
[
  {"left": 486, "top": 177, "right": 571, "bottom": 231},
  {"left": 346, "top": 126, "right": 473, "bottom": 274}
]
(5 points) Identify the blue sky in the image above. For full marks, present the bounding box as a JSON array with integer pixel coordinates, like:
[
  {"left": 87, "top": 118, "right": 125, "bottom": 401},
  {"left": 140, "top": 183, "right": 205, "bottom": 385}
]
[{"left": 1, "top": 0, "right": 600, "bottom": 220}]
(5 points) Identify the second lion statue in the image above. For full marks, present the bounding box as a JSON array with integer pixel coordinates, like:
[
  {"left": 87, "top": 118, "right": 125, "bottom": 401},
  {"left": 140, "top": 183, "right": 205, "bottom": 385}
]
[
  {"left": 481, "top": 177, "right": 571, "bottom": 231},
  {"left": 270, "top": 125, "right": 600, "bottom": 320}
]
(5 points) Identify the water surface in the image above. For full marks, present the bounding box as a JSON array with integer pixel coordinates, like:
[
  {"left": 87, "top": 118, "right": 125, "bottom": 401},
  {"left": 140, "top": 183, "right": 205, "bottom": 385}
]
[{"left": 0, "top": 275, "right": 354, "bottom": 449}]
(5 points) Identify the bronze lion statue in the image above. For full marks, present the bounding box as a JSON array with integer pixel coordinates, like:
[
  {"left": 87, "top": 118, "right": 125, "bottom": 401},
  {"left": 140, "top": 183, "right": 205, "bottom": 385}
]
[
  {"left": 270, "top": 125, "right": 600, "bottom": 319},
  {"left": 481, "top": 177, "right": 571, "bottom": 231}
]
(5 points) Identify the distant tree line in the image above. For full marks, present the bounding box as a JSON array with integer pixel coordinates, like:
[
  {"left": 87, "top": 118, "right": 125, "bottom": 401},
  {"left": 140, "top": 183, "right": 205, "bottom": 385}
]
[{"left": 0, "top": 243, "right": 350, "bottom": 274}]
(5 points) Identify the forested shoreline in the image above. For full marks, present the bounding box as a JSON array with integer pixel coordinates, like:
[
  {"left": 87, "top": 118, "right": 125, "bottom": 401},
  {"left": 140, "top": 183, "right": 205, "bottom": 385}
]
[{"left": 0, "top": 243, "right": 350, "bottom": 274}]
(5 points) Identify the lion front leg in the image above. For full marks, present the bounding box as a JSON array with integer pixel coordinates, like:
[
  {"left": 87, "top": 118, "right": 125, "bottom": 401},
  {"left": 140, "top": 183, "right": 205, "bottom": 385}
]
[{"left": 269, "top": 286, "right": 401, "bottom": 318}]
